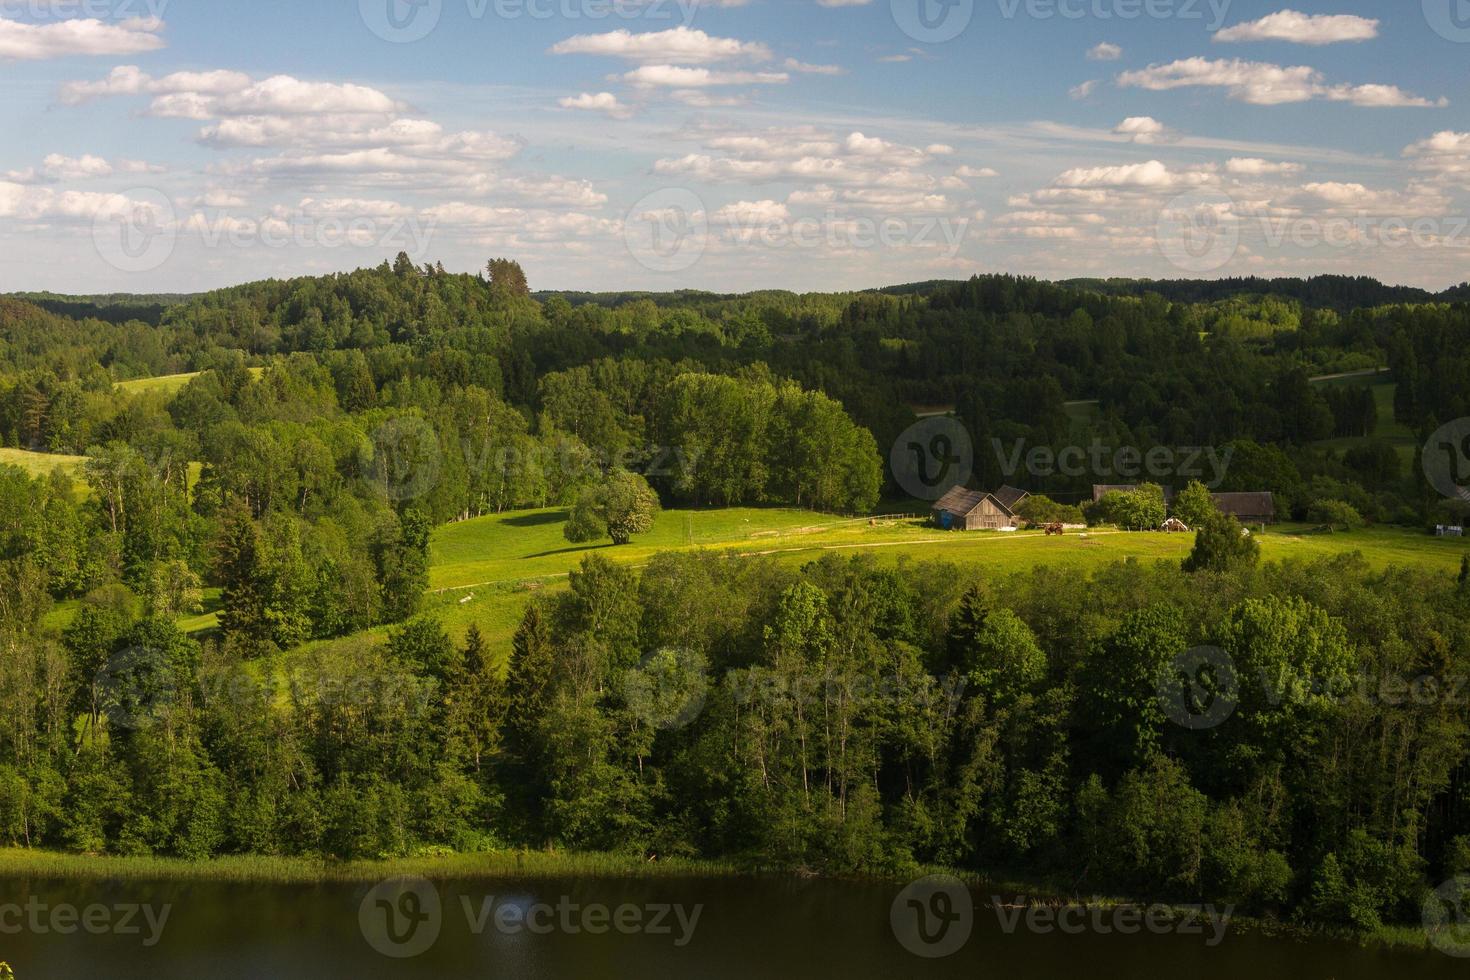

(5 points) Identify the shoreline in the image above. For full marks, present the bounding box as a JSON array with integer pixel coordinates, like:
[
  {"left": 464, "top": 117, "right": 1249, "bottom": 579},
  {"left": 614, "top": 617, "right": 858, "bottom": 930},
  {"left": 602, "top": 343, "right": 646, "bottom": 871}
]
[{"left": 0, "top": 849, "right": 1443, "bottom": 956}]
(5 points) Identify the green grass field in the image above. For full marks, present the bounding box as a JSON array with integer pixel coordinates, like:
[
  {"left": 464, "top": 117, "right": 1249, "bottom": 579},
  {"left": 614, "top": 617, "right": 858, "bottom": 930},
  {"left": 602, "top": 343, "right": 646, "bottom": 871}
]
[
  {"left": 0, "top": 447, "right": 87, "bottom": 479},
  {"left": 114, "top": 366, "right": 264, "bottom": 396},
  {"left": 404, "top": 507, "right": 1469, "bottom": 666},
  {"left": 1311, "top": 375, "right": 1418, "bottom": 468}
]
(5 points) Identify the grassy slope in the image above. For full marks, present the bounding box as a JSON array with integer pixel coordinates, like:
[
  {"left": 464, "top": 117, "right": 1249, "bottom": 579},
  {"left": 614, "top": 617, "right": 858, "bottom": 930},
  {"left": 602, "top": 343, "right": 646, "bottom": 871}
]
[
  {"left": 0, "top": 447, "right": 86, "bottom": 479},
  {"left": 402, "top": 508, "right": 1469, "bottom": 668},
  {"left": 1311, "top": 376, "right": 1418, "bottom": 468},
  {"left": 113, "top": 366, "right": 264, "bottom": 397}
]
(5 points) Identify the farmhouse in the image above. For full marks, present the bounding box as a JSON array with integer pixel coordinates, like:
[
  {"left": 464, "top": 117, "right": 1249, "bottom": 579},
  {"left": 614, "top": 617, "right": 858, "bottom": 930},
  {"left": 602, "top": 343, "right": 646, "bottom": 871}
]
[
  {"left": 1091, "top": 485, "right": 1276, "bottom": 525},
  {"left": 932, "top": 486, "right": 1023, "bottom": 531},
  {"left": 1211, "top": 492, "right": 1276, "bottom": 525}
]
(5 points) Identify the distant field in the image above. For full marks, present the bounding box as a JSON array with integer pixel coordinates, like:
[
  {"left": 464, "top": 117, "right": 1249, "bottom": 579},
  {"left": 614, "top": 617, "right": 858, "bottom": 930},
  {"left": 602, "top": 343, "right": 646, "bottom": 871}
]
[
  {"left": 115, "top": 366, "right": 264, "bottom": 396},
  {"left": 409, "top": 508, "right": 1469, "bottom": 668},
  {"left": 1311, "top": 375, "right": 1418, "bottom": 468},
  {"left": 0, "top": 446, "right": 87, "bottom": 479}
]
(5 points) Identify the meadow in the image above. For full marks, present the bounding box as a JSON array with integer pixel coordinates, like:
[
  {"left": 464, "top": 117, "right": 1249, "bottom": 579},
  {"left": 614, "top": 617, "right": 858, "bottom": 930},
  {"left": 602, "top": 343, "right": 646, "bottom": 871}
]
[{"left": 405, "top": 506, "right": 1469, "bottom": 664}]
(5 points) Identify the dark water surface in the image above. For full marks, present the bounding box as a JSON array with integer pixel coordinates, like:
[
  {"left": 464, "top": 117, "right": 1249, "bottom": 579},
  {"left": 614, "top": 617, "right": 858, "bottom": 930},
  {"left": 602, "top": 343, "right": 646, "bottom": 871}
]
[{"left": 0, "top": 874, "right": 1460, "bottom": 978}]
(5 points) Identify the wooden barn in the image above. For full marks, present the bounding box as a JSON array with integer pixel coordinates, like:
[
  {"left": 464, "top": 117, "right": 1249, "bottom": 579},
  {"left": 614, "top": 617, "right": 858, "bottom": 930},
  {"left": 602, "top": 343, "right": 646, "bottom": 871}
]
[
  {"left": 932, "top": 487, "right": 1022, "bottom": 531},
  {"left": 1211, "top": 492, "right": 1276, "bottom": 525}
]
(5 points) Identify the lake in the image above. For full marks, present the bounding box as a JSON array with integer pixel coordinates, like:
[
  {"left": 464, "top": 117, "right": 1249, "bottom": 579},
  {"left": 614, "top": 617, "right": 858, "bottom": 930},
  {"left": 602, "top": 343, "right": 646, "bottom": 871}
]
[{"left": 0, "top": 874, "right": 1461, "bottom": 978}]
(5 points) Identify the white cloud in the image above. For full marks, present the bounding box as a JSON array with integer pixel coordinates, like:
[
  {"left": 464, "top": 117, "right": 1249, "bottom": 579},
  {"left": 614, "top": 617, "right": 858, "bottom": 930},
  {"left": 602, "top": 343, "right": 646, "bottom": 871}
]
[
  {"left": 1113, "top": 116, "right": 1168, "bottom": 144},
  {"left": 551, "top": 27, "right": 771, "bottom": 64},
  {"left": 1118, "top": 57, "right": 1446, "bottom": 108},
  {"left": 1087, "top": 43, "right": 1122, "bottom": 61},
  {"left": 1214, "top": 11, "right": 1378, "bottom": 45},
  {"left": 1225, "top": 157, "right": 1304, "bottom": 176},
  {"left": 0, "top": 15, "right": 164, "bottom": 61},
  {"left": 783, "top": 58, "right": 845, "bottom": 75},
  {"left": 955, "top": 165, "right": 998, "bottom": 178},
  {"left": 620, "top": 65, "right": 789, "bottom": 87},
  {"left": 1070, "top": 80, "right": 1099, "bottom": 100},
  {"left": 1054, "top": 160, "right": 1208, "bottom": 189},
  {"left": 558, "top": 91, "right": 632, "bottom": 119}
]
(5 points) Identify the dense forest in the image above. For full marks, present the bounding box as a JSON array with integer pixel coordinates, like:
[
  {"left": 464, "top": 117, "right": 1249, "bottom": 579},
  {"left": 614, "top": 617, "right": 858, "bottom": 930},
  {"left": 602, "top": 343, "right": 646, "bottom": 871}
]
[{"left": 0, "top": 260, "right": 1468, "bottom": 937}]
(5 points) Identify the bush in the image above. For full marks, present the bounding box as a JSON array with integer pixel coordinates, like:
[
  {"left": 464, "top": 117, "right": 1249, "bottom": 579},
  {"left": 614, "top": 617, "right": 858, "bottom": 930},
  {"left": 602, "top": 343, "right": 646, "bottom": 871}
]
[{"left": 1308, "top": 499, "right": 1365, "bottom": 531}]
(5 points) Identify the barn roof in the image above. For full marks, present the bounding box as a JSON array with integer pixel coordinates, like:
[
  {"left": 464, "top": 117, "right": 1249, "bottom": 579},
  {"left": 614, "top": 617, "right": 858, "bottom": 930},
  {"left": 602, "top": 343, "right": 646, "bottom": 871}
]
[
  {"left": 993, "top": 485, "right": 1030, "bottom": 511},
  {"left": 932, "top": 487, "right": 1023, "bottom": 518},
  {"left": 1211, "top": 492, "right": 1275, "bottom": 517},
  {"left": 933, "top": 487, "right": 986, "bottom": 516}
]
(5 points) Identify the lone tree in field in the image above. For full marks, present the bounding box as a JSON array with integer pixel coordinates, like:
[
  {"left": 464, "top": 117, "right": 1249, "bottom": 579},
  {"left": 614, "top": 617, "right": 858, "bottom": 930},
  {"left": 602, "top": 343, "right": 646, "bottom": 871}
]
[
  {"left": 1172, "top": 480, "right": 1217, "bottom": 530},
  {"left": 1183, "top": 509, "right": 1260, "bottom": 574},
  {"left": 564, "top": 470, "right": 661, "bottom": 546}
]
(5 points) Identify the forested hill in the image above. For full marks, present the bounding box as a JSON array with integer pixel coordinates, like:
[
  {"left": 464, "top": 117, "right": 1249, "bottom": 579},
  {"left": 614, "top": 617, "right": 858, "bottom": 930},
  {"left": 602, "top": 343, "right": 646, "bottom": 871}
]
[{"left": 2, "top": 259, "right": 1469, "bottom": 529}]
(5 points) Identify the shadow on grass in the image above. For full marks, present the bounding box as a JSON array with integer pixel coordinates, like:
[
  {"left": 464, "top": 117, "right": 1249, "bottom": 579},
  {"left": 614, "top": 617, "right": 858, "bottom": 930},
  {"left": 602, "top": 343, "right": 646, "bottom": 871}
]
[
  {"left": 501, "top": 510, "right": 570, "bottom": 527},
  {"left": 525, "top": 542, "right": 616, "bottom": 559}
]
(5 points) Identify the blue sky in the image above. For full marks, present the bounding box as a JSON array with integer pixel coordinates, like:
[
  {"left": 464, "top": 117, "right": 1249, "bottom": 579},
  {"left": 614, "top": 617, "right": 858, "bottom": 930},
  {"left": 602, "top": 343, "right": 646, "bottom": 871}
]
[{"left": 3, "top": 1, "right": 1470, "bottom": 292}]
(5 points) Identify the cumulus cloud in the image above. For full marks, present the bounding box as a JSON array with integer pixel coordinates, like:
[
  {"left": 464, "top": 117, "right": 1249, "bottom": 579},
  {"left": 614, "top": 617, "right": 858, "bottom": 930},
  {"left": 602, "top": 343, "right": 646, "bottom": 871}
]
[
  {"left": 558, "top": 91, "right": 632, "bottom": 119},
  {"left": 1113, "top": 116, "right": 1169, "bottom": 144},
  {"left": 1087, "top": 43, "right": 1122, "bottom": 61},
  {"left": 955, "top": 165, "right": 998, "bottom": 178},
  {"left": 1070, "top": 80, "right": 1099, "bottom": 100},
  {"left": 0, "top": 15, "right": 164, "bottom": 61},
  {"left": 1214, "top": 11, "right": 1378, "bottom": 45},
  {"left": 620, "top": 65, "right": 788, "bottom": 87},
  {"left": 1118, "top": 57, "right": 1446, "bottom": 108},
  {"left": 1225, "top": 157, "right": 1304, "bottom": 176},
  {"left": 551, "top": 27, "right": 771, "bottom": 64}
]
